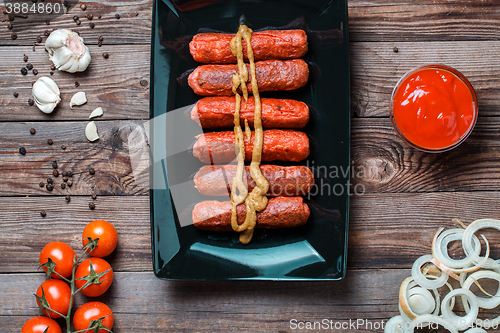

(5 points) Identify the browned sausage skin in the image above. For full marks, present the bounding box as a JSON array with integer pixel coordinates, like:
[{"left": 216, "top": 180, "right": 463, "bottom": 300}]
[
  {"left": 193, "top": 196, "right": 310, "bottom": 232},
  {"left": 189, "top": 29, "right": 308, "bottom": 64},
  {"left": 188, "top": 59, "right": 309, "bottom": 96},
  {"left": 191, "top": 97, "right": 310, "bottom": 129},
  {"left": 192, "top": 129, "right": 310, "bottom": 164},
  {"left": 194, "top": 165, "right": 314, "bottom": 197}
]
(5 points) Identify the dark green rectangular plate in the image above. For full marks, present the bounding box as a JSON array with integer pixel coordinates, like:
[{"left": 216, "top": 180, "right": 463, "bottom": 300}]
[{"left": 150, "top": 0, "right": 350, "bottom": 280}]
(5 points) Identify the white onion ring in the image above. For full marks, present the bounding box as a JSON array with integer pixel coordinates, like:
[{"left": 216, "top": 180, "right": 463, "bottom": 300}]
[
  {"left": 399, "top": 277, "right": 441, "bottom": 321},
  {"left": 385, "top": 315, "right": 410, "bottom": 333},
  {"left": 412, "top": 255, "right": 448, "bottom": 289},
  {"left": 464, "top": 328, "right": 487, "bottom": 333},
  {"left": 441, "top": 288, "right": 479, "bottom": 331},
  {"left": 463, "top": 219, "right": 500, "bottom": 269},
  {"left": 432, "top": 228, "right": 481, "bottom": 269},
  {"left": 462, "top": 270, "right": 500, "bottom": 309},
  {"left": 409, "top": 314, "right": 458, "bottom": 333}
]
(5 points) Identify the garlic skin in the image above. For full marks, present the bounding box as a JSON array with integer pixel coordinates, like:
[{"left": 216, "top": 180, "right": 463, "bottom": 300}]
[
  {"left": 32, "top": 77, "right": 61, "bottom": 114},
  {"left": 85, "top": 121, "right": 100, "bottom": 142},
  {"left": 45, "top": 29, "right": 91, "bottom": 73},
  {"left": 89, "top": 107, "right": 104, "bottom": 119},
  {"left": 70, "top": 92, "right": 87, "bottom": 109}
]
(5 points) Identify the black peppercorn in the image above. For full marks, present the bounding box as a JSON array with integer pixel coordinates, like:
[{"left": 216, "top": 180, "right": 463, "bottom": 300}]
[
  {"left": 28, "top": 99, "right": 34, "bottom": 106},
  {"left": 89, "top": 202, "right": 95, "bottom": 210},
  {"left": 102, "top": 53, "right": 109, "bottom": 59},
  {"left": 47, "top": 138, "right": 53, "bottom": 145},
  {"left": 36, "top": 36, "right": 42, "bottom": 43},
  {"left": 19, "top": 147, "right": 26, "bottom": 155},
  {"left": 80, "top": 4, "right": 86, "bottom": 10},
  {"left": 26, "top": 63, "right": 33, "bottom": 70},
  {"left": 53, "top": 169, "right": 59, "bottom": 177},
  {"left": 115, "top": 13, "right": 120, "bottom": 19},
  {"left": 87, "top": 13, "right": 93, "bottom": 20},
  {"left": 63, "top": 0, "right": 69, "bottom": 7},
  {"left": 40, "top": 210, "right": 46, "bottom": 217},
  {"left": 46, "top": 184, "right": 54, "bottom": 191},
  {"left": 98, "top": 35, "right": 103, "bottom": 41},
  {"left": 67, "top": 180, "right": 73, "bottom": 187},
  {"left": 52, "top": 161, "right": 58, "bottom": 169},
  {"left": 23, "top": 54, "right": 28, "bottom": 62},
  {"left": 67, "top": 171, "right": 73, "bottom": 177},
  {"left": 89, "top": 22, "right": 95, "bottom": 29},
  {"left": 91, "top": 193, "right": 97, "bottom": 200},
  {"left": 393, "top": 47, "right": 399, "bottom": 53},
  {"left": 46, "top": 20, "right": 50, "bottom": 25},
  {"left": 76, "top": 19, "right": 81, "bottom": 25},
  {"left": 98, "top": 14, "right": 101, "bottom": 19},
  {"left": 44, "top": 30, "right": 50, "bottom": 36},
  {"left": 50, "top": 71, "right": 54, "bottom": 76},
  {"left": 61, "top": 145, "right": 66, "bottom": 150},
  {"left": 50, "top": 65, "right": 56, "bottom": 71},
  {"left": 89, "top": 168, "right": 95, "bottom": 175},
  {"left": 97, "top": 41, "right": 102, "bottom": 47},
  {"left": 65, "top": 195, "right": 71, "bottom": 203},
  {"left": 60, "top": 183, "right": 66, "bottom": 189},
  {"left": 21, "top": 68, "right": 28, "bottom": 75},
  {"left": 63, "top": 176, "right": 68, "bottom": 182},
  {"left": 140, "top": 79, "right": 148, "bottom": 87},
  {"left": 39, "top": 181, "right": 44, "bottom": 187},
  {"left": 47, "top": 178, "right": 53, "bottom": 184},
  {"left": 13, "top": 92, "right": 19, "bottom": 98},
  {"left": 73, "top": 15, "right": 79, "bottom": 21},
  {"left": 7, "top": 23, "right": 13, "bottom": 30},
  {"left": 11, "top": 32, "right": 17, "bottom": 40},
  {"left": 33, "top": 69, "right": 38, "bottom": 75},
  {"left": 30, "top": 128, "right": 36, "bottom": 135}
]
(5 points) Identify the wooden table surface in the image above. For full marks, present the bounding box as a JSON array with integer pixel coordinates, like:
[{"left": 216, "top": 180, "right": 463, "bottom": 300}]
[{"left": 2, "top": 0, "right": 500, "bottom": 332}]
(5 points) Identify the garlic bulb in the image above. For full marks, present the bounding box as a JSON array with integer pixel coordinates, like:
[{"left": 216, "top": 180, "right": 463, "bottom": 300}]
[
  {"left": 45, "top": 29, "right": 91, "bottom": 73},
  {"left": 32, "top": 77, "right": 61, "bottom": 114},
  {"left": 70, "top": 92, "right": 87, "bottom": 109}
]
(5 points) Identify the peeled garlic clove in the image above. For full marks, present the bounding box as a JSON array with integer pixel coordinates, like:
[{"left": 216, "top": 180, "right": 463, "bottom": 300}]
[
  {"left": 89, "top": 107, "right": 104, "bottom": 119},
  {"left": 32, "top": 77, "right": 61, "bottom": 114},
  {"left": 45, "top": 29, "right": 91, "bottom": 73},
  {"left": 85, "top": 121, "right": 99, "bottom": 142},
  {"left": 70, "top": 92, "right": 87, "bottom": 109}
]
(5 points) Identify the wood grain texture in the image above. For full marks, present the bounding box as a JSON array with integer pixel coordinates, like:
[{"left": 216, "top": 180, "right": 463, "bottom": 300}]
[
  {"left": 0, "top": 196, "right": 151, "bottom": 273},
  {"left": 348, "top": 0, "right": 500, "bottom": 42},
  {"left": 351, "top": 41, "right": 500, "bottom": 117},
  {"left": 351, "top": 117, "right": 500, "bottom": 193},
  {"left": 0, "top": 45, "right": 150, "bottom": 121},
  {"left": 0, "top": 120, "right": 149, "bottom": 196},
  {"left": 0, "top": 0, "right": 152, "bottom": 46}
]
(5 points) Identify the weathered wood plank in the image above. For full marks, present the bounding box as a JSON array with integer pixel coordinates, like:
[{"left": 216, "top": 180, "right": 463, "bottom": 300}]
[
  {"left": 0, "top": 0, "right": 152, "bottom": 46},
  {"left": 2, "top": 270, "right": 499, "bottom": 332},
  {"left": 0, "top": 196, "right": 151, "bottom": 273},
  {"left": 352, "top": 117, "right": 500, "bottom": 193},
  {"left": 3, "top": 192, "right": 500, "bottom": 274},
  {"left": 0, "top": 44, "right": 150, "bottom": 121},
  {"left": 348, "top": 0, "right": 500, "bottom": 42},
  {"left": 0, "top": 120, "right": 149, "bottom": 196},
  {"left": 351, "top": 40, "right": 500, "bottom": 117},
  {"left": 3, "top": 0, "right": 500, "bottom": 46}
]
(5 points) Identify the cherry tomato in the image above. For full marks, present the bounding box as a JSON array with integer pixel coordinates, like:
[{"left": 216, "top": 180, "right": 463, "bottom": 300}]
[
  {"left": 82, "top": 220, "right": 118, "bottom": 257},
  {"left": 35, "top": 280, "right": 72, "bottom": 319},
  {"left": 21, "top": 316, "right": 62, "bottom": 333},
  {"left": 75, "top": 258, "right": 113, "bottom": 297},
  {"left": 39, "top": 241, "right": 76, "bottom": 279},
  {"left": 73, "top": 302, "right": 114, "bottom": 333}
]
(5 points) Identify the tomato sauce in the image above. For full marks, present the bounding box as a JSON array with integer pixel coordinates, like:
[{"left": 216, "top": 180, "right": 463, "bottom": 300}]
[{"left": 392, "top": 67, "right": 477, "bottom": 151}]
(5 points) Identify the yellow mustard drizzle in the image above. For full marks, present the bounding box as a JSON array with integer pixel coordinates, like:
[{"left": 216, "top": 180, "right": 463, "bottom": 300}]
[{"left": 229, "top": 25, "right": 269, "bottom": 244}]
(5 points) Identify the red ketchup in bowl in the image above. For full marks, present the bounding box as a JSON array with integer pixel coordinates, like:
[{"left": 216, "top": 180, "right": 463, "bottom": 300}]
[{"left": 390, "top": 65, "right": 478, "bottom": 152}]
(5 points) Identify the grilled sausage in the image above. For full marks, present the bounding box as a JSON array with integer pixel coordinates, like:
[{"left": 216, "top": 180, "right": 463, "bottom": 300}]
[
  {"left": 191, "top": 97, "right": 309, "bottom": 129},
  {"left": 194, "top": 165, "right": 314, "bottom": 197},
  {"left": 189, "top": 29, "right": 308, "bottom": 64},
  {"left": 193, "top": 196, "right": 310, "bottom": 232},
  {"left": 188, "top": 59, "right": 309, "bottom": 96},
  {"left": 192, "top": 129, "right": 310, "bottom": 164}
]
